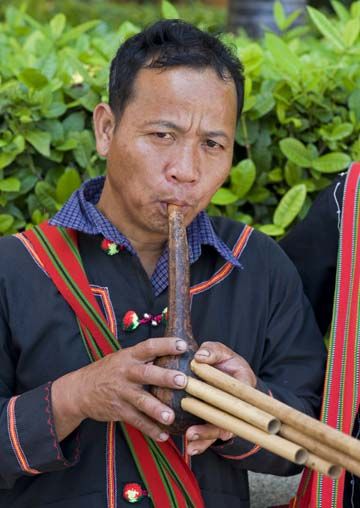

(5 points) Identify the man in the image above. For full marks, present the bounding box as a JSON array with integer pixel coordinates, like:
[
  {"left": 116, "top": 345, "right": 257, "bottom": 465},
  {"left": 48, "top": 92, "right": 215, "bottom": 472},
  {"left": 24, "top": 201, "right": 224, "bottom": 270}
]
[
  {"left": 0, "top": 20, "right": 325, "bottom": 507},
  {"left": 281, "top": 163, "right": 360, "bottom": 507}
]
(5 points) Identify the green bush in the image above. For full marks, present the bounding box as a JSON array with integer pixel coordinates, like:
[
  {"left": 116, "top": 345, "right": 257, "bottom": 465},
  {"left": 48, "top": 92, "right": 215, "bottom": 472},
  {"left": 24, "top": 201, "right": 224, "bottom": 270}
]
[{"left": 0, "top": 0, "right": 359, "bottom": 236}]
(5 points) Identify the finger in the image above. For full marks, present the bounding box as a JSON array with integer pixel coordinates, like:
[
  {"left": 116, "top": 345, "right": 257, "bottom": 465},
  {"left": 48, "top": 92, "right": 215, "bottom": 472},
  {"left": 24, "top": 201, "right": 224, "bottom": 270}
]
[
  {"left": 132, "top": 337, "right": 188, "bottom": 362},
  {"left": 194, "top": 341, "right": 233, "bottom": 365},
  {"left": 128, "top": 363, "right": 187, "bottom": 389},
  {"left": 186, "top": 423, "right": 229, "bottom": 443},
  {"left": 124, "top": 388, "right": 177, "bottom": 427},
  {"left": 186, "top": 438, "right": 216, "bottom": 456},
  {"left": 120, "top": 403, "right": 171, "bottom": 442}
]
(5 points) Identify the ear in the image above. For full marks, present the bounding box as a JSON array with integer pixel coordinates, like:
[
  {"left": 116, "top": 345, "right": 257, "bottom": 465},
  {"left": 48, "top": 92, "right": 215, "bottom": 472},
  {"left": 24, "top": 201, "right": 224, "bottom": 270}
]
[{"left": 93, "top": 103, "right": 116, "bottom": 157}]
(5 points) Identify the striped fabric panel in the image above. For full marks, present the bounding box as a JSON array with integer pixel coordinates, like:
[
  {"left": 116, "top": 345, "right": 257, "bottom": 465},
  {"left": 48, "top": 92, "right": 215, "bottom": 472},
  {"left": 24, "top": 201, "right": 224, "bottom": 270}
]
[
  {"left": 7, "top": 396, "right": 40, "bottom": 475},
  {"left": 106, "top": 422, "right": 117, "bottom": 508}
]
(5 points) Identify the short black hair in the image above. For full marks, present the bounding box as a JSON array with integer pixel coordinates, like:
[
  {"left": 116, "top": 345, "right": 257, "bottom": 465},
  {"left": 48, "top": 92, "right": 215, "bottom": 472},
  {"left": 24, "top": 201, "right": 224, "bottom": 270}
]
[{"left": 108, "top": 19, "right": 244, "bottom": 123}]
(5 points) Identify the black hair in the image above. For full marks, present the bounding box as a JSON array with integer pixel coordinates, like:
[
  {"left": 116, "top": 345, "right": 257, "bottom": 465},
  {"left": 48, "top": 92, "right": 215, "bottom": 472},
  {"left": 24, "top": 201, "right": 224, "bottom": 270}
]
[{"left": 108, "top": 19, "right": 244, "bottom": 123}]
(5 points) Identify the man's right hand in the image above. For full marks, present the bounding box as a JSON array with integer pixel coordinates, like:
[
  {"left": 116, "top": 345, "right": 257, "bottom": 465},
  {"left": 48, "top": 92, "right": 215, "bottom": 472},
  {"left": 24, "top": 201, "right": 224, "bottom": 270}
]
[{"left": 51, "top": 337, "right": 188, "bottom": 442}]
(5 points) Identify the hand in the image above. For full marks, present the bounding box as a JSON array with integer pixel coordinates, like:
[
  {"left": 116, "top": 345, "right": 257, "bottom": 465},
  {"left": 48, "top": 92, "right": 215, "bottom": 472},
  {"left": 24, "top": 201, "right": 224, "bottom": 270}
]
[
  {"left": 185, "top": 341, "right": 256, "bottom": 455},
  {"left": 52, "top": 337, "right": 188, "bottom": 442}
]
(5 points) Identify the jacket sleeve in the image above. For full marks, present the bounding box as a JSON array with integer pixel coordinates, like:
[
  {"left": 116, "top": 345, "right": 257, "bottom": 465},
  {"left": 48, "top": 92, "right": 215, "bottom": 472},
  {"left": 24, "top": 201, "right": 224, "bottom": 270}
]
[
  {"left": 280, "top": 175, "right": 345, "bottom": 335},
  {"left": 0, "top": 292, "right": 80, "bottom": 489},
  {"left": 212, "top": 237, "right": 327, "bottom": 476}
]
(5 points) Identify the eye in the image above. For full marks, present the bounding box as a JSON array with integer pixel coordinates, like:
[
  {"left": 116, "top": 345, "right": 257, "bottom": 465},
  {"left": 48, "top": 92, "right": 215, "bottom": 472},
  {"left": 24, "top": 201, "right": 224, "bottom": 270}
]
[
  {"left": 205, "top": 139, "right": 223, "bottom": 150},
  {"left": 152, "top": 132, "right": 173, "bottom": 140}
]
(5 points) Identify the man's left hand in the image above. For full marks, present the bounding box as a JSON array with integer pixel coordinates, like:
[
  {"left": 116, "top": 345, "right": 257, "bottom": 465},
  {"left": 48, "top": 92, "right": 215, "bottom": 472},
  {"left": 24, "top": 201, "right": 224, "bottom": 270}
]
[{"left": 185, "top": 341, "right": 256, "bottom": 456}]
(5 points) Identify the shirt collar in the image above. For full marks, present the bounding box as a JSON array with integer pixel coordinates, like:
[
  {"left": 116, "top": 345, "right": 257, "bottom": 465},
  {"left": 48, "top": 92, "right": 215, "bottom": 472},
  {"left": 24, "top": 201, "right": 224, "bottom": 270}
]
[{"left": 50, "top": 176, "right": 240, "bottom": 268}]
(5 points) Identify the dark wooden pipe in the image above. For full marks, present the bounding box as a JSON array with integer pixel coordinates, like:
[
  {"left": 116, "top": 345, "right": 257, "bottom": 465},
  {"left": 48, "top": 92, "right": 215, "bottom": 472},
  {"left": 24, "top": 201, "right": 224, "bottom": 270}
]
[{"left": 151, "top": 205, "right": 202, "bottom": 434}]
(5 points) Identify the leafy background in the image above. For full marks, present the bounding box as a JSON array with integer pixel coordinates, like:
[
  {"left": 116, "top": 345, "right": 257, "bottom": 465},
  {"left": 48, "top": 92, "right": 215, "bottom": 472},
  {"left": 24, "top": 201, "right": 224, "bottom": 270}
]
[{"left": 0, "top": 0, "right": 359, "bottom": 236}]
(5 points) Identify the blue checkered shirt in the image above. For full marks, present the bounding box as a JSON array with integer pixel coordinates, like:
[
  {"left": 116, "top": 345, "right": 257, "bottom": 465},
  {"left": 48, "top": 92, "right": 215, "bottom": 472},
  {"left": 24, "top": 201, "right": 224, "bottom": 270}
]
[{"left": 50, "top": 177, "right": 240, "bottom": 295}]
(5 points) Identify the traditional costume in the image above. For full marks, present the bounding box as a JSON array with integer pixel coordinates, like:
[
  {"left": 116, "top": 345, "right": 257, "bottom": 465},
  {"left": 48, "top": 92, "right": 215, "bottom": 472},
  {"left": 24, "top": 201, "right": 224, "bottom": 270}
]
[
  {"left": 0, "top": 177, "right": 325, "bottom": 507},
  {"left": 281, "top": 162, "right": 360, "bottom": 507}
]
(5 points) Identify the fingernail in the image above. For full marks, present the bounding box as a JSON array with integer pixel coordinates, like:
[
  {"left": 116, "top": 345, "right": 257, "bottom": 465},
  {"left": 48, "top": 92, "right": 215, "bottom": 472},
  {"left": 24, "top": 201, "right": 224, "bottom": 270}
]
[
  {"left": 158, "top": 433, "right": 169, "bottom": 442},
  {"left": 161, "top": 411, "right": 171, "bottom": 422},
  {"left": 174, "top": 374, "right": 186, "bottom": 387},
  {"left": 190, "top": 433, "right": 199, "bottom": 441},
  {"left": 189, "top": 449, "right": 199, "bottom": 456},
  {"left": 176, "top": 340, "right": 187, "bottom": 351},
  {"left": 195, "top": 348, "right": 210, "bottom": 357}
]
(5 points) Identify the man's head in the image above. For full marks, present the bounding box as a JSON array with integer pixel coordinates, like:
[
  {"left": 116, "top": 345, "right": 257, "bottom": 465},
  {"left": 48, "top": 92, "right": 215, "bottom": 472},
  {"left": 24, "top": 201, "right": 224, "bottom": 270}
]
[
  {"left": 108, "top": 19, "right": 244, "bottom": 124},
  {"left": 94, "top": 20, "right": 244, "bottom": 246}
]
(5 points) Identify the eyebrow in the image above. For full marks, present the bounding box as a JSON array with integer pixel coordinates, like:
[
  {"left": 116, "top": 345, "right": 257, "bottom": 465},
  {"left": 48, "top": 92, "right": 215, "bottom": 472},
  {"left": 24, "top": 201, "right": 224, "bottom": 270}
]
[{"left": 141, "top": 120, "right": 230, "bottom": 143}]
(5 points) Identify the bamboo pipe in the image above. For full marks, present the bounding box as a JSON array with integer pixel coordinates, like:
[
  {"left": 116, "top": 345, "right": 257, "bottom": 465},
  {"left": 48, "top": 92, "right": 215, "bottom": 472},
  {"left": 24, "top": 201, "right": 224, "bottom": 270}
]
[
  {"left": 181, "top": 397, "right": 308, "bottom": 465},
  {"left": 191, "top": 361, "right": 360, "bottom": 461},
  {"left": 305, "top": 453, "right": 342, "bottom": 480},
  {"left": 186, "top": 377, "right": 280, "bottom": 434},
  {"left": 280, "top": 424, "right": 360, "bottom": 478}
]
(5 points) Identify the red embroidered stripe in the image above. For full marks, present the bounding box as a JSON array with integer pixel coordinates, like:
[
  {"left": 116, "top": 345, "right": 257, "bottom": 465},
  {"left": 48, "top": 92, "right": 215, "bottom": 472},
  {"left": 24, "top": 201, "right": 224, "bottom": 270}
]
[
  {"left": 106, "top": 422, "right": 117, "bottom": 508},
  {"left": 7, "top": 397, "right": 40, "bottom": 475},
  {"left": 190, "top": 225, "right": 253, "bottom": 296},
  {"left": 91, "top": 286, "right": 117, "bottom": 337},
  {"left": 14, "top": 233, "right": 46, "bottom": 274},
  {"left": 219, "top": 444, "right": 261, "bottom": 461}
]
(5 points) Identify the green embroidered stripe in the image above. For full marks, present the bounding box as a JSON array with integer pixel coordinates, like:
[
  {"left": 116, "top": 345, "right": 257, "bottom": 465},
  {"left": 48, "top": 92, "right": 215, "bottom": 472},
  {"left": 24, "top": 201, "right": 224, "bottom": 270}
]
[
  {"left": 121, "top": 424, "right": 175, "bottom": 506},
  {"left": 78, "top": 322, "right": 102, "bottom": 362},
  {"left": 147, "top": 438, "right": 194, "bottom": 507},
  {"left": 33, "top": 227, "right": 119, "bottom": 351},
  {"left": 59, "top": 228, "right": 83, "bottom": 264}
]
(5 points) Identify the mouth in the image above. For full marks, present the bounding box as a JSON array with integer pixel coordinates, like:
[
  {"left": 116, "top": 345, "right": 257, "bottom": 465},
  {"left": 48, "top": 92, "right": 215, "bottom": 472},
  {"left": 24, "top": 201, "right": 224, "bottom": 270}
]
[{"left": 159, "top": 200, "right": 192, "bottom": 215}]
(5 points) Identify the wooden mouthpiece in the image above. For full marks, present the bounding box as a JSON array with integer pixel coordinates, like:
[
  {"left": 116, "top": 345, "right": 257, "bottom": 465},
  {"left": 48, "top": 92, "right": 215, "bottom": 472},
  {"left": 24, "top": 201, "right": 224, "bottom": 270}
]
[{"left": 151, "top": 205, "right": 201, "bottom": 434}]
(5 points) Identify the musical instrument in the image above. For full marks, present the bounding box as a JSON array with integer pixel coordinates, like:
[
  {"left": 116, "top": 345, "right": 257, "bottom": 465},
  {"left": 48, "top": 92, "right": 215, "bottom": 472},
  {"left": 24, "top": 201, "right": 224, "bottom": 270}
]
[{"left": 152, "top": 204, "right": 360, "bottom": 479}]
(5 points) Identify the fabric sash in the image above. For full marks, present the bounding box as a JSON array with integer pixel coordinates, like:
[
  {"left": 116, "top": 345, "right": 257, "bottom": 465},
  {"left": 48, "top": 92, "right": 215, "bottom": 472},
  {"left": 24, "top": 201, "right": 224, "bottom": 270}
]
[
  {"left": 290, "top": 162, "right": 360, "bottom": 507},
  {"left": 22, "top": 223, "right": 204, "bottom": 508}
]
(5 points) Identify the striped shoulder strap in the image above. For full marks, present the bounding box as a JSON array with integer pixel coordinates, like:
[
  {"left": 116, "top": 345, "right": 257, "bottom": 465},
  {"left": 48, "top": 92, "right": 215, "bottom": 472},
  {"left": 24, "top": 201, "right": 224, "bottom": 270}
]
[
  {"left": 291, "top": 162, "right": 360, "bottom": 507},
  {"left": 21, "top": 222, "right": 204, "bottom": 508}
]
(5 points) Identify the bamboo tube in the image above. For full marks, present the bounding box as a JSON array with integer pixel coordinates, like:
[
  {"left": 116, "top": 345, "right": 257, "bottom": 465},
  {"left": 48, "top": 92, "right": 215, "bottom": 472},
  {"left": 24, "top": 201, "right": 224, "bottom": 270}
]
[
  {"left": 280, "top": 424, "right": 360, "bottom": 478},
  {"left": 186, "top": 377, "right": 280, "bottom": 434},
  {"left": 191, "top": 361, "right": 360, "bottom": 461},
  {"left": 305, "top": 453, "right": 342, "bottom": 480},
  {"left": 181, "top": 397, "right": 308, "bottom": 465}
]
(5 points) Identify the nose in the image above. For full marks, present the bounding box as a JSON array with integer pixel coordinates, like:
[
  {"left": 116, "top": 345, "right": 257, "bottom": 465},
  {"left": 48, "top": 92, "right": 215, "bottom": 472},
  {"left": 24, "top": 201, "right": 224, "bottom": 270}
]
[{"left": 165, "top": 145, "right": 199, "bottom": 184}]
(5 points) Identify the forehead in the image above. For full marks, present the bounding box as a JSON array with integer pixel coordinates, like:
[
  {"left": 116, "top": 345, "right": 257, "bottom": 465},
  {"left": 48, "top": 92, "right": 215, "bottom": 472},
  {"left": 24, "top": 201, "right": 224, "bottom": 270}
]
[{"left": 122, "top": 66, "right": 237, "bottom": 128}]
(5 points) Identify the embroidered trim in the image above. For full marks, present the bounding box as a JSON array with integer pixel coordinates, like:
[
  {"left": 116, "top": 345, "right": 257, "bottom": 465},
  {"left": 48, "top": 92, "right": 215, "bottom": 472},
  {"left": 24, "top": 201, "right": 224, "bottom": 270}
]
[
  {"left": 14, "top": 233, "right": 47, "bottom": 275},
  {"left": 45, "top": 382, "right": 80, "bottom": 467},
  {"left": 106, "top": 422, "right": 117, "bottom": 508},
  {"left": 7, "top": 396, "right": 40, "bottom": 475},
  {"left": 91, "top": 285, "right": 117, "bottom": 337},
  {"left": 190, "top": 225, "right": 253, "bottom": 296},
  {"left": 218, "top": 443, "right": 261, "bottom": 461}
]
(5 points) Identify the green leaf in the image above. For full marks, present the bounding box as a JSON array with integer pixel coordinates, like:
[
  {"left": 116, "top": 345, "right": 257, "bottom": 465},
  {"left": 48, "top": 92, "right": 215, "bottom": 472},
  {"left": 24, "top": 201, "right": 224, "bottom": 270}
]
[
  {"left": 211, "top": 188, "right": 238, "bottom": 205},
  {"left": 343, "top": 18, "right": 360, "bottom": 48},
  {"left": 0, "top": 214, "right": 14, "bottom": 234},
  {"left": 0, "top": 152, "right": 16, "bottom": 170},
  {"left": 25, "top": 131, "right": 51, "bottom": 157},
  {"left": 331, "top": 1, "right": 350, "bottom": 22},
  {"left": 265, "top": 33, "right": 300, "bottom": 79},
  {"left": 0, "top": 178, "right": 21, "bottom": 192},
  {"left": 58, "top": 20, "right": 100, "bottom": 45},
  {"left": 55, "top": 168, "right": 81, "bottom": 203},
  {"left": 312, "top": 153, "right": 351, "bottom": 173},
  {"left": 230, "top": 159, "right": 256, "bottom": 199},
  {"left": 273, "top": 184, "right": 307, "bottom": 228},
  {"left": 73, "top": 131, "right": 94, "bottom": 168},
  {"left": 19, "top": 68, "right": 49, "bottom": 89},
  {"left": 35, "top": 181, "right": 59, "bottom": 213},
  {"left": 307, "top": 6, "right": 345, "bottom": 51},
  {"left": 161, "top": 0, "right": 179, "bottom": 19},
  {"left": 258, "top": 224, "right": 285, "bottom": 236},
  {"left": 63, "top": 112, "right": 85, "bottom": 133},
  {"left": 349, "top": 90, "right": 360, "bottom": 122},
  {"left": 50, "top": 13, "right": 66, "bottom": 39},
  {"left": 280, "top": 138, "right": 312, "bottom": 167},
  {"left": 273, "top": 0, "right": 286, "bottom": 30}
]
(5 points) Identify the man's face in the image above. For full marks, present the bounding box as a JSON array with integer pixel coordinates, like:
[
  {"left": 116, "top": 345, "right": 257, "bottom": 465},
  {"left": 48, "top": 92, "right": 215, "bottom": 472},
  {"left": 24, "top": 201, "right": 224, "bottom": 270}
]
[{"left": 95, "top": 66, "right": 237, "bottom": 241}]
